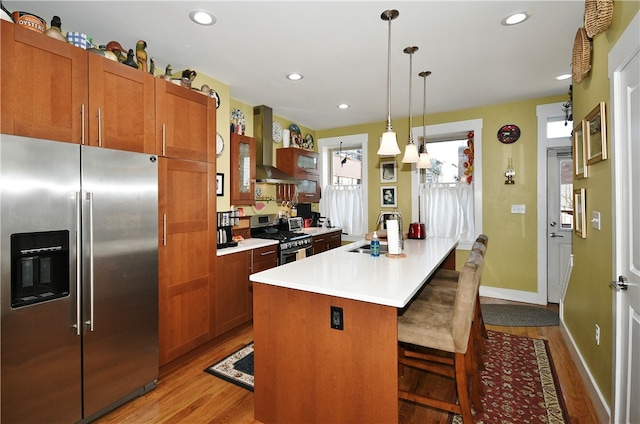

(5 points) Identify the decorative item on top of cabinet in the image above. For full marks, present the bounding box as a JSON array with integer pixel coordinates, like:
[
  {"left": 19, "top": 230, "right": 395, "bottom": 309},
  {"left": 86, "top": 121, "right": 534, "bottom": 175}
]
[
  {"left": 276, "top": 147, "right": 321, "bottom": 203},
  {"left": 155, "top": 77, "right": 217, "bottom": 162},
  {"left": 230, "top": 133, "right": 256, "bottom": 205}
]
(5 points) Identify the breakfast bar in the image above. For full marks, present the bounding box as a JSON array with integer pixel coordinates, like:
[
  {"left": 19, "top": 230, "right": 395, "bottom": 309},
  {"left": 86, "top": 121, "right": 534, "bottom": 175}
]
[{"left": 250, "top": 237, "right": 457, "bottom": 423}]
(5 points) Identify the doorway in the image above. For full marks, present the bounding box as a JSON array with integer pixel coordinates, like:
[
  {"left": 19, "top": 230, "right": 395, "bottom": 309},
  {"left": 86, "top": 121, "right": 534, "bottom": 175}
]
[{"left": 546, "top": 148, "right": 573, "bottom": 303}]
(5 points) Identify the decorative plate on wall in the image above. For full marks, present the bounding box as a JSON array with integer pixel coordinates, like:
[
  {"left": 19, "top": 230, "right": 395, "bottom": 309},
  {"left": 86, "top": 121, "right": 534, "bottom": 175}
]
[
  {"left": 272, "top": 122, "right": 283, "bottom": 143},
  {"left": 216, "top": 132, "right": 224, "bottom": 157},
  {"left": 303, "top": 133, "right": 314, "bottom": 149},
  {"left": 289, "top": 124, "right": 302, "bottom": 147},
  {"left": 497, "top": 124, "right": 521, "bottom": 144}
]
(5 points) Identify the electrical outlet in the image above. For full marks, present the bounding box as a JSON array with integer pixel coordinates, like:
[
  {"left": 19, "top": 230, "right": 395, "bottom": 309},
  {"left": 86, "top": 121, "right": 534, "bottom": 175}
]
[
  {"left": 331, "top": 306, "right": 344, "bottom": 330},
  {"left": 595, "top": 324, "right": 600, "bottom": 345}
]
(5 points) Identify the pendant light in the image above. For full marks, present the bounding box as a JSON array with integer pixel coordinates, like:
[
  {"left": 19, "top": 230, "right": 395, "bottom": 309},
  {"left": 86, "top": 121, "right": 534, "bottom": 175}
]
[
  {"left": 401, "top": 46, "right": 420, "bottom": 163},
  {"left": 377, "top": 9, "right": 401, "bottom": 156},
  {"left": 417, "top": 70, "right": 433, "bottom": 169}
]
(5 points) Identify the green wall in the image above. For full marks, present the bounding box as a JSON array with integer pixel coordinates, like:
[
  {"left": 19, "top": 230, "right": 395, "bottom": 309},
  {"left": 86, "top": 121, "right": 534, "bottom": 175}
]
[{"left": 565, "top": 0, "right": 640, "bottom": 408}]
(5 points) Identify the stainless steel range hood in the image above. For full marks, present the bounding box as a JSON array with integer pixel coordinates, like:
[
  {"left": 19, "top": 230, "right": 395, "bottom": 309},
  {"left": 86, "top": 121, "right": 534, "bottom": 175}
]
[{"left": 253, "top": 105, "right": 299, "bottom": 184}]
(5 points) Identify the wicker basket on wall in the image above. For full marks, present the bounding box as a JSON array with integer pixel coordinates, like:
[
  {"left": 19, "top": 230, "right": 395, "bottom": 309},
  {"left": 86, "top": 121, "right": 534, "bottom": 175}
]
[
  {"left": 584, "top": 0, "right": 614, "bottom": 38},
  {"left": 572, "top": 27, "right": 592, "bottom": 83}
]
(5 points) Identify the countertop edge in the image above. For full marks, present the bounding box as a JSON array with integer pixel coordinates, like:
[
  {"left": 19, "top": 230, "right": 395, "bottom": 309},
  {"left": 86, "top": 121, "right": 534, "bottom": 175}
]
[{"left": 216, "top": 238, "right": 279, "bottom": 256}]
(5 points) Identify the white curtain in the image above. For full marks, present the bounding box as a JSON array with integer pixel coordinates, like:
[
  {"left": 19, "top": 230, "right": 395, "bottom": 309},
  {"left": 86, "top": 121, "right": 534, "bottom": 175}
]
[
  {"left": 419, "top": 182, "right": 475, "bottom": 242},
  {"left": 320, "top": 185, "right": 364, "bottom": 235}
]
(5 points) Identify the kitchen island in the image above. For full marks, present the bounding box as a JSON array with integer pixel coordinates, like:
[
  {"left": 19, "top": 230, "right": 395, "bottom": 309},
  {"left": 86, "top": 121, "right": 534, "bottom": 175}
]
[{"left": 249, "top": 237, "right": 457, "bottom": 423}]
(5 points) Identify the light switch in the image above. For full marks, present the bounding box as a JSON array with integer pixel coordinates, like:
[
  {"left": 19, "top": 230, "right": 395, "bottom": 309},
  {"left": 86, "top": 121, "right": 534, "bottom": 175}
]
[
  {"left": 591, "top": 211, "right": 601, "bottom": 230},
  {"left": 511, "top": 204, "right": 526, "bottom": 214}
]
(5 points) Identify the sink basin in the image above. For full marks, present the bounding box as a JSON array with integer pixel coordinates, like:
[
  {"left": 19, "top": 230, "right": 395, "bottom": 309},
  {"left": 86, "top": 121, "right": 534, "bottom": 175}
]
[{"left": 349, "top": 244, "right": 389, "bottom": 254}]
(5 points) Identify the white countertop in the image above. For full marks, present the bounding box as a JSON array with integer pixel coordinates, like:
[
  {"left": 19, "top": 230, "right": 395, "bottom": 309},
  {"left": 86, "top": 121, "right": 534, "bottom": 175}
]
[
  {"left": 216, "top": 238, "right": 279, "bottom": 256},
  {"left": 301, "top": 227, "right": 342, "bottom": 236},
  {"left": 249, "top": 237, "right": 457, "bottom": 308}
]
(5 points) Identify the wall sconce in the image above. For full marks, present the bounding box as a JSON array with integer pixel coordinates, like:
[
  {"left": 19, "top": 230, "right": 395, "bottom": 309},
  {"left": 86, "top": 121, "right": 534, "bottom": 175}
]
[{"left": 505, "top": 158, "right": 515, "bottom": 184}]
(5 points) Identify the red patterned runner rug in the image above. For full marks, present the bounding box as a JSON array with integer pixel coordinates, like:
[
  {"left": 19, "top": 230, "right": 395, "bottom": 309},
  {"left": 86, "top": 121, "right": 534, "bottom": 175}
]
[{"left": 451, "top": 330, "right": 568, "bottom": 423}]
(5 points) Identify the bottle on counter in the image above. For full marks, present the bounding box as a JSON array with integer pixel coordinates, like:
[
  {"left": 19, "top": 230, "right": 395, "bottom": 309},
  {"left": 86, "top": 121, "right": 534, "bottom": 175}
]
[{"left": 370, "top": 231, "right": 380, "bottom": 257}]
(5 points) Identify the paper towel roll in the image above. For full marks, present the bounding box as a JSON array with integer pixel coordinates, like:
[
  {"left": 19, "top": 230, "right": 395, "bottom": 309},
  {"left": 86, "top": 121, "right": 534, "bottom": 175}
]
[{"left": 386, "top": 219, "right": 401, "bottom": 255}]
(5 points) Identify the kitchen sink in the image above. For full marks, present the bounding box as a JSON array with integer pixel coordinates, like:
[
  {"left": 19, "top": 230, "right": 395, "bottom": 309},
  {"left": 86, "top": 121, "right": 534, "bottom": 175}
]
[{"left": 348, "top": 244, "right": 389, "bottom": 254}]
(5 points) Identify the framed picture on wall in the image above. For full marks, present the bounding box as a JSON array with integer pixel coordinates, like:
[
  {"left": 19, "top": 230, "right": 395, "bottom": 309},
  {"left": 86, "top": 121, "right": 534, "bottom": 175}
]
[
  {"left": 380, "top": 161, "right": 397, "bottom": 183},
  {"left": 585, "top": 101, "right": 607, "bottom": 164},
  {"left": 216, "top": 173, "right": 224, "bottom": 196},
  {"left": 573, "top": 120, "right": 588, "bottom": 179},
  {"left": 573, "top": 188, "right": 586, "bottom": 238},
  {"left": 381, "top": 186, "right": 397, "bottom": 208}
]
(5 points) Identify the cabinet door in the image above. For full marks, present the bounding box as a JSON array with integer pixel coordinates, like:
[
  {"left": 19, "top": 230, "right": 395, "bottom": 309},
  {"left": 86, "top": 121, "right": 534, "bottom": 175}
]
[
  {"left": 158, "top": 158, "right": 216, "bottom": 365},
  {"left": 327, "top": 231, "right": 342, "bottom": 250},
  {"left": 156, "top": 79, "right": 215, "bottom": 162},
  {"left": 230, "top": 133, "right": 256, "bottom": 205},
  {"left": 312, "top": 235, "right": 328, "bottom": 254},
  {"left": 1, "top": 21, "right": 87, "bottom": 143},
  {"left": 216, "top": 251, "right": 252, "bottom": 335},
  {"left": 87, "top": 54, "right": 155, "bottom": 153}
]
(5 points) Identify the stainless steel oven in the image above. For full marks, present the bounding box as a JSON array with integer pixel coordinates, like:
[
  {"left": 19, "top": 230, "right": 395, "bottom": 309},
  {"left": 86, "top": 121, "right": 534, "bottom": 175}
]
[
  {"left": 279, "top": 239, "right": 314, "bottom": 265},
  {"left": 250, "top": 215, "right": 313, "bottom": 265}
]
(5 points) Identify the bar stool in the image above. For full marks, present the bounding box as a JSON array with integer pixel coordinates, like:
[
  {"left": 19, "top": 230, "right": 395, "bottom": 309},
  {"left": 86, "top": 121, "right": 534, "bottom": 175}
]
[{"left": 398, "top": 251, "right": 483, "bottom": 423}]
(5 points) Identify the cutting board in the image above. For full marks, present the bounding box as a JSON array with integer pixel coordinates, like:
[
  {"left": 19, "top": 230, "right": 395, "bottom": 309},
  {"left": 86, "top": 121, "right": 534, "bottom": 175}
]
[{"left": 365, "top": 230, "right": 408, "bottom": 241}]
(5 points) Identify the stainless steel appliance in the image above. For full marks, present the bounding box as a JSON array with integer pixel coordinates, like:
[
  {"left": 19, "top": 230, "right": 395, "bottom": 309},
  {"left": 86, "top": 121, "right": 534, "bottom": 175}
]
[
  {"left": 250, "top": 215, "right": 313, "bottom": 265},
  {"left": 1, "top": 135, "right": 159, "bottom": 423}
]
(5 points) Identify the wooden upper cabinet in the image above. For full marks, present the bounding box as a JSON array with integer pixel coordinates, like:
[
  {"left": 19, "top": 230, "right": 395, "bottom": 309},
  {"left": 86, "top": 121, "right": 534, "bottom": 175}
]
[
  {"left": 155, "top": 78, "right": 216, "bottom": 162},
  {"left": 230, "top": 133, "right": 256, "bottom": 205},
  {"left": 87, "top": 54, "right": 155, "bottom": 153},
  {"left": 277, "top": 147, "right": 321, "bottom": 202},
  {"left": 1, "top": 20, "right": 87, "bottom": 143}
]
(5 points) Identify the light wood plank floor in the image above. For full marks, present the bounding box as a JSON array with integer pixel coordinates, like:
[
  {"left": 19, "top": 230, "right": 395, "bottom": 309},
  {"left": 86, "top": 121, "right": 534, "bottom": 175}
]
[{"left": 96, "top": 299, "right": 601, "bottom": 423}]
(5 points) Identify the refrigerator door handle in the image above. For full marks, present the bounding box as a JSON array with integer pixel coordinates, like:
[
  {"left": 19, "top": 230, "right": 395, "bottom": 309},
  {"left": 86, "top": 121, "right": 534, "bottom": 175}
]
[
  {"left": 81, "top": 104, "right": 86, "bottom": 145},
  {"left": 85, "top": 191, "right": 95, "bottom": 331},
  {"left": 74, "top": 191, "right": 82, "bottom": 335}
]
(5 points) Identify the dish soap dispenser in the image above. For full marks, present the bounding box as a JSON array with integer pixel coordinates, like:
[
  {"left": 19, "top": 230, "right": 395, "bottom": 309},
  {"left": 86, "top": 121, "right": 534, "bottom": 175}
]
[{"left": 370, "top": 231, "right": 380, "bottom": 257}]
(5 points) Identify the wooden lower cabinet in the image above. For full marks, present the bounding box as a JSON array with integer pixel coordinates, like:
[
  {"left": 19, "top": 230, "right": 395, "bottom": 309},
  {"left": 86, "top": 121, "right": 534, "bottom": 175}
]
[
  {"left": 312, "top": 230, "right": 342, "bottom": 254},
  {"left": 158, "top": 157, "right": 216, "bottom": 365},
  {"left": 215, "top": 245, "right": 278, "bottom": 334}
]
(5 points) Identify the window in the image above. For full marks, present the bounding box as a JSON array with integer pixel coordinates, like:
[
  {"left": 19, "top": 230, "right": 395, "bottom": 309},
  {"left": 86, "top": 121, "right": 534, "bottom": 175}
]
[
  {"left": 331, "top": 148, "right": 362, "bottom": 185},
  {"left": 318, "top": 134, "right": 368, "bottom": 239},
  {"left": 411, "top": 119, "right": 482, "bottom": 249}
]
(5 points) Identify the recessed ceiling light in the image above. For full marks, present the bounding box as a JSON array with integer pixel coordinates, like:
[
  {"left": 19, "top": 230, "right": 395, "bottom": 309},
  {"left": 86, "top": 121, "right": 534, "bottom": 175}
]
[
  {"left": 555, "top": 73, "right": 572, "bottom": 81},
  {"left": 338, "top": 104, "right": 349, "bottom": 110},
  {"left": 501, "top": 11, "right": 530, "bottom": 26},
  {"left": 286, "top": 73, "right": 303, "bottom": 81},
  {"left": 189, "top": 9, "right": 216, "bottom": 26}
]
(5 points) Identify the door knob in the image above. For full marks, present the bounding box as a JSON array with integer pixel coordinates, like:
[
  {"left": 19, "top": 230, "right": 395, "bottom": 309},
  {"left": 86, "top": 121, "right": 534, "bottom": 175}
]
[
  {"left": 549, "top": 232, "right": 564, "bottom": 238},
  {"left": 610, "top": 275, "right": 629, "bottom": 291},
  {"left": 550, "top": 221, "right": 557, "bottom": 227}
]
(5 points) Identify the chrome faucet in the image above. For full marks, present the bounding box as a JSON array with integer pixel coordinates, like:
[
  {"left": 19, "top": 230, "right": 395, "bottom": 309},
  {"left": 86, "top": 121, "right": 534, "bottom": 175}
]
[{"left": 376, "top": 210, "right": 403, "bottom": 250}]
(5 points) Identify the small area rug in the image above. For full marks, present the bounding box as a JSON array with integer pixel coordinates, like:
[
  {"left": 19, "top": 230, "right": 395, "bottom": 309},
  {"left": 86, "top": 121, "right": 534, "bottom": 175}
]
[
  {"left": 450, "top": 330, "right": 568, "bottom": 423},
  {"left": 204, "top": 342, "right": 254, "bottom": 392},
  {"left": 482, "top": 304, "right": 559, "bottom": 327}
]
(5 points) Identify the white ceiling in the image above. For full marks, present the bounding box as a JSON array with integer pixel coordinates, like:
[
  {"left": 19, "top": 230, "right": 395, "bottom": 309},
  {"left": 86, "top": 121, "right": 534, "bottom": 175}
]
[{"left": 4, "top": 1, "right": 583, "bottom": 130}]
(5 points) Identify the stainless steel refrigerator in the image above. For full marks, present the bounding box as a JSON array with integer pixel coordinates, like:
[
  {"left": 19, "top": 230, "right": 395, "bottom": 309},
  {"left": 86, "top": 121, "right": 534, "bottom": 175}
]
[{"left": 0, "top": 134, "right": 159, "bottom": 423}]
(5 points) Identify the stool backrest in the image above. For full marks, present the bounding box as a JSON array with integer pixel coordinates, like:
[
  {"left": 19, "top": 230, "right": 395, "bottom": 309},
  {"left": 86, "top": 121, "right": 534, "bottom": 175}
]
[{"left": 452, "top": 250, "right": 483, "bottom": 353}]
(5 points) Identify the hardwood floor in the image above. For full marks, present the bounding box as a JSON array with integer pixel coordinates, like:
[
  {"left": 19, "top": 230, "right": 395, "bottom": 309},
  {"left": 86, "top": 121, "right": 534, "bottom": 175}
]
[{"left": 96, "top": 299, "right": 601, "bottom": 424}]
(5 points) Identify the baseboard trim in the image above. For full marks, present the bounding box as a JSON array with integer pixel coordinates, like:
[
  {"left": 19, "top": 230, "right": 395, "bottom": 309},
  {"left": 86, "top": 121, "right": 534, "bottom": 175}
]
[
  {"left": 479, "top": 286, "right": 546, "bottom": 305},
  {"left": 559, "top": 320, "right": 611, "bottom": 424}
]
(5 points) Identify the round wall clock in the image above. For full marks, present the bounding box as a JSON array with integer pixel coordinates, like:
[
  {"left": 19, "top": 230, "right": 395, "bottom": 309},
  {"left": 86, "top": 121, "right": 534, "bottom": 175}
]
[
  {"left": 497, "top": 124, "right": 521, "bottom": 144},
  {"left": 216, "top": 132, "right": 224, "bottom": 157}
]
